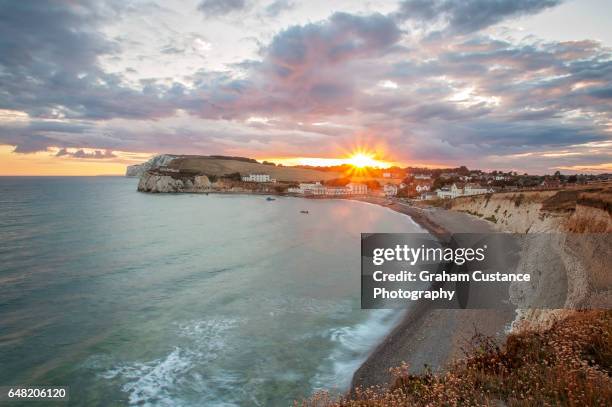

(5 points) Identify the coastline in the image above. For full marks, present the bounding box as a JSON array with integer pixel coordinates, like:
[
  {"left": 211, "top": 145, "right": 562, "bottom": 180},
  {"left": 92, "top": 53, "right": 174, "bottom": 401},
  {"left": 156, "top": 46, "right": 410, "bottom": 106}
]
[
  {"left": 133, "top": 186, "right": 516, "bottom": 390},
  {"left": 346, "top": 196, "right": 516, "bottom": 390}
]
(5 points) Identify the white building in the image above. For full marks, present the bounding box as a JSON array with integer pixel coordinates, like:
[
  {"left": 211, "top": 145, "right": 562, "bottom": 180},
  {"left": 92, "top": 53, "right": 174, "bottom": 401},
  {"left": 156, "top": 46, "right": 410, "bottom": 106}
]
[
  {"left": 415, "top": 182, "right": 432, "bottom": 193},
  {"left": 324, "top": 186, "right": 349, "bottom": 196},
  {"left": 346, "top": 183, "right": 368, "bottom": 195},
  {"left": 414, "top": 174, "right": 431, "bottom": 180},
  {"left": 437, "top": 183, "right": 490, "bottom": 199},
  {"left": 288, "top": 182, "right": 326, "bottom": 195},
  {"left": 242, "top": 173, "right": 275, "bottom": 183},
  {"left": 383, "top": 184, "right": 398, "bottom": 196},
  {"left": 464, "top": 183, "right": 490, "bottom": 196},
  {"left": 289, "top": 182, "right": 369, "bottom": 196},
  {"left": 436, "top": 184, "right": 462, "bottom": 199}
]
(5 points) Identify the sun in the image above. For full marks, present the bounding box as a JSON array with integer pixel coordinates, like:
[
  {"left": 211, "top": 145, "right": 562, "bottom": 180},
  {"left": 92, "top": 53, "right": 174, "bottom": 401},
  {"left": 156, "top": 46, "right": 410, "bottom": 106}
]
[{"left": 347, "top": 153, "right": 378, "bottom": 168}]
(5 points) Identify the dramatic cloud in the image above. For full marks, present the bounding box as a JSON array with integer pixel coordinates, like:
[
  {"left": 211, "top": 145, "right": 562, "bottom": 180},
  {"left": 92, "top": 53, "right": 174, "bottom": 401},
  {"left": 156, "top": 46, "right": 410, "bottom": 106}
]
[
  {"left": 396, "top": 0, "right": 562, "bottom": 34},
  {"left": 0, "top": 0, "right": 610, "bottom": 173},
  {"left": 181, "top": 12, "right": 403, "bottom": 120},
  {"left": 0, "top": 0, "right": 179, "bottom": 120}
]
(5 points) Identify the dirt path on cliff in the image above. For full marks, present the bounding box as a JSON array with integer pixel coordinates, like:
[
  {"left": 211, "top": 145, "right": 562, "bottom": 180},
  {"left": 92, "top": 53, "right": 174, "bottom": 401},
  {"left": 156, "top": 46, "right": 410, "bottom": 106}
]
[{"left": 351, "top": 199, "right": 516, "bottom": 389}]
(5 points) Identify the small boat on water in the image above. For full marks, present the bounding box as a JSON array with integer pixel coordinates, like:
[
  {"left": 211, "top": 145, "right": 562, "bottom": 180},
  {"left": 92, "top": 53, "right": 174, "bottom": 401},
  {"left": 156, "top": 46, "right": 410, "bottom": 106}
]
[
  {"left": 266, "top": 197, "right": 276, "bottom": 201},
  {"left": 300, "top": 210, "right": 309, "bottom": 214}
]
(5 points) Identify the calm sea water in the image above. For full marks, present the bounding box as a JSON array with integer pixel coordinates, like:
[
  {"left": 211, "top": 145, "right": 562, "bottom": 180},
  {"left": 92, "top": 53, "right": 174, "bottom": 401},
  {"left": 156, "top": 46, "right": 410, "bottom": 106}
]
[{"left": 0, "top": 177, "right": 423, "bottom": 406}]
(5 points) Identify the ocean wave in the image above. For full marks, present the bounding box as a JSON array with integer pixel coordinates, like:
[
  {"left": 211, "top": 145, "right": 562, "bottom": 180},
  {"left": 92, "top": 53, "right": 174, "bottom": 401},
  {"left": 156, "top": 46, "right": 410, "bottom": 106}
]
[
  {"left": 101, "top": 318, "right": 241, "bottom": 406},
  {"left": 311, "top": 309, "right": 403, "bottom": 393}
]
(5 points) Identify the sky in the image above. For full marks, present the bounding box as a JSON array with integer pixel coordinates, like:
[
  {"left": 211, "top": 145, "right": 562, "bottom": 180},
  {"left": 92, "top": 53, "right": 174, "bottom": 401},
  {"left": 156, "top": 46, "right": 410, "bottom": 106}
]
[{"left": 0, "top": 0, "right": 611, "bottom": 175}]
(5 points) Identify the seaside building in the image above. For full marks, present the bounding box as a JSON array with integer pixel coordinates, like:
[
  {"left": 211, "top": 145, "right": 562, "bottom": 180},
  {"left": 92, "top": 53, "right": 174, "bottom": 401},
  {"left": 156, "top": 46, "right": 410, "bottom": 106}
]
[
  {"left": 242, "top": 173, "right": 275, "bottom": 183},
  {"left": 463, "top": 183, "right": 490, "bottom": 196},
  {"left": 414, "top": 181, "right": 432, "bottom": 193},
  {"left": 289, "top": 182, "right": 368, "bottom": 196},
  {"left": 436, "top": 184, "right": 461, "bottom": 199},
  {"left": 383, "top": 184, "right": 398, "bottom": 197},
  {"left": 324, "top": 186, "right": 349, "bottom": 196},
  {"left": 436, "top": 183, "right": 491, "bottom": 199},
  {"left": 288, "top": 182, "right": 326, "bottom": 195},
  {"left": 346, "top": 183, "right": 368, "bottom": 195}
]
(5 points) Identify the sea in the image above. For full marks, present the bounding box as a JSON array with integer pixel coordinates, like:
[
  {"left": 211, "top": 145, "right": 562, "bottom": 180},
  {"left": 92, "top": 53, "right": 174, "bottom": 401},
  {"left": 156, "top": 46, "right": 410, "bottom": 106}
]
[{"left": 0, "top": 177, "right": 424, "bottom": 406}]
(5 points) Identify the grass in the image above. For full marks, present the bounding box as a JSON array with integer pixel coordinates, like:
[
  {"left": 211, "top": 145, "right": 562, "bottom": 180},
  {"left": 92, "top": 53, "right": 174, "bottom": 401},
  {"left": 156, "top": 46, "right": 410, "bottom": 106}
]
[
  {"left": 578, "top": 190, "right": 612, "bottom": 214},
  {"left": 167, "top": 156, "right": 343, "bottom": 182},
  {"left": 299, "top": 310, "right": 612, "bottom": 407},
  {"left": 484, "top": 215, "right": 497, "bottom": 223}
]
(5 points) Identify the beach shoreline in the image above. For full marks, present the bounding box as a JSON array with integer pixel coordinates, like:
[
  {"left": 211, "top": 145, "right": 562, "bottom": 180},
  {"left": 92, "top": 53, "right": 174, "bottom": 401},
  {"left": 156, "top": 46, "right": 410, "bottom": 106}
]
[{"left": 345, "top": 196, "right": 516, "bottom": 390}]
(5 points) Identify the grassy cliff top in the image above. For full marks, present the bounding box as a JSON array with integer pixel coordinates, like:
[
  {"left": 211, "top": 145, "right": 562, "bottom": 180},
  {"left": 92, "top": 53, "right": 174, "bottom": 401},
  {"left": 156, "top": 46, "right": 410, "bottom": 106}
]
[{"left": 167, "top": 156, "right": 343, "bottom": 182}]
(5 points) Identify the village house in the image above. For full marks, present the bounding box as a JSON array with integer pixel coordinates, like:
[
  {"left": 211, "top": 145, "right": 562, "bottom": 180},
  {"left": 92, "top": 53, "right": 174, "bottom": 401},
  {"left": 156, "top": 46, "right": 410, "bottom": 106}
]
[
  {"left": 346, "top": 183, "right": 368, "bottom": 195},
  {"left": 288, "top": 182, "right": 325, "bottom": 195},
  {"left": 436, "top": 184, "right": 460, "bottom": 199},
  {"left": 436, "top": 183, "right": 491, "bottom": 199},
  {"left": 383, "top": 183, "right": 398, "bottom": 196},
  {"left": 324, "top": 186, "right": 349, "bottom": 196},
  {"left": 241, "top": 173, "right": 275, "bottom": 183},
  {"left": 414, "top": 180, "right": 433, "bottom": 193},
  {"left": 289, "top": 182, "right": 368, "bottom": 196},
  {"left": 440, "top": 172, "right": 459, "bottom": 180},
  {"left": 463, "top": 183, "right": 490, "bottom": 196}
]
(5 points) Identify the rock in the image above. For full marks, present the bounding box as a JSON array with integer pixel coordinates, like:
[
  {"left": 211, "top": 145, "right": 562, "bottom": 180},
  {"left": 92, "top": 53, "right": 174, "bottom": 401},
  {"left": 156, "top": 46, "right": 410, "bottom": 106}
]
[{"left": 137, "top": 171, "right": 211, "bottom": 193}]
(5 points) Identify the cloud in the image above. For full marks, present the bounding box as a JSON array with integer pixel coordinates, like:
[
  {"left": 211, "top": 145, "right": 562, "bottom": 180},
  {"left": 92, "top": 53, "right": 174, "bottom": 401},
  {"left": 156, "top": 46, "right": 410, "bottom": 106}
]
[
  {"left": 56, "top": 148, "right": 117, "bottom": 159},
  {"left": 181, "top": 12, "right": 402, "bottom": 120},
  {"left": 265, "top": 0, "right": 294, "bottom": 17},
  {"left": 0, "top": 1, "right": 610, "bottom": 174},
  {"left": 0, "top": 0, "right": 179, "bottom": 120},
  {"left": 197, "top": 0, "right": 247, "bottom": 17},
  {"left": 396, "top": 0, "right": 562, "bottom": 34}
]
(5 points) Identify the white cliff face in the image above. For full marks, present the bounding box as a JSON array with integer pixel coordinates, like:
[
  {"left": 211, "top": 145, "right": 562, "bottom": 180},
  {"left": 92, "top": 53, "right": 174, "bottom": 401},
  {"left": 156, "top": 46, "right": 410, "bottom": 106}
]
[
  {"left": 451, "top": 191, "right": 612, "bottom": 331},
  {"left": 137, "top": 172, "right": 211, "bottom": 193},
  {"left": 126, "top": 154, "right": 179, "bottom": 177}
]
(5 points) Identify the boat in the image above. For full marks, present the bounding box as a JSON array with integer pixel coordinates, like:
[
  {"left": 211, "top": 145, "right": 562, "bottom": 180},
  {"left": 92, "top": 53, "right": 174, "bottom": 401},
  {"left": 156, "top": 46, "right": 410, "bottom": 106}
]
[
  {"left": 266, "top": 197, "right": 276, "bottom": 201},
  {"left": 300, "top": 210, "right": 309, "bottom": 214}
]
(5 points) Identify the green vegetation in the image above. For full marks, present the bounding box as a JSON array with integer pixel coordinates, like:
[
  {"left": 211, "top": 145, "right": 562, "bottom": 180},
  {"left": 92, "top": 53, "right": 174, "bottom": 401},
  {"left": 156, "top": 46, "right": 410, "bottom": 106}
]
[
  {"left": 224, "top": 172, "right": 242, "bottom": 181},
  {"left": 168, "top": 156, "right": 342, "bottom": 182},
  {"left": 514, "top": 193, "right": 525, "bottom": 207},
  {"left": 484, "top": 215, "right": 498, "bottom": 223},
  {"left": 300, "top": 310, "right": 612, "bottom": 407},
  {"left": 208, "top": 155, "right": 258, "bottom": 163},
  {"left": 461, "top": 209, "right": 483, "bottom": 218}
]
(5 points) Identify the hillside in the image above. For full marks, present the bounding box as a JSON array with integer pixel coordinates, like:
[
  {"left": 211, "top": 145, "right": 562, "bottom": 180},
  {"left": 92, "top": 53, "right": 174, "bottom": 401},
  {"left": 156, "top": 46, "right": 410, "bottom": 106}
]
[{"left": 136, "top": 155, "right": 343, "bottom": 182}]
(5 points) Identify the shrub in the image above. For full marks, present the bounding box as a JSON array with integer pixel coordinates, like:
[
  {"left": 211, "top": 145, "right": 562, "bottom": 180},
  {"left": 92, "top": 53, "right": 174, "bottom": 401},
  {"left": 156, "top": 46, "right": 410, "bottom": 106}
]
[{"left": 298, "top": 310, "right": 612, "bottom": 407}]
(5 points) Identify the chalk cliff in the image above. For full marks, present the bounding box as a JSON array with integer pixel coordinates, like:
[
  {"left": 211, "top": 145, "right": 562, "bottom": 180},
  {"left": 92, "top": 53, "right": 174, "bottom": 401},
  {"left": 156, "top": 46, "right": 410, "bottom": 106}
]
[
  {"left": 450, "top": 188, "right": 612, "bottom": 329},
  {"left": 126, "top": 154, "right": 179, "bottom": 177},
  {"left": 137, "top": 171, "right": 211, "bottom": 193}
]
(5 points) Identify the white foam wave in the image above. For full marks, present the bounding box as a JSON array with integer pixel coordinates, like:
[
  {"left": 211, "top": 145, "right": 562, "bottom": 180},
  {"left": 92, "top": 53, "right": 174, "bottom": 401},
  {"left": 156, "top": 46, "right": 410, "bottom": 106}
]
[
  {"left": 101, "top": 318, "right": 240, "bottom": 406},
  {"left": 311, "top": 309, "right": 403, "bottom": 392}
]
